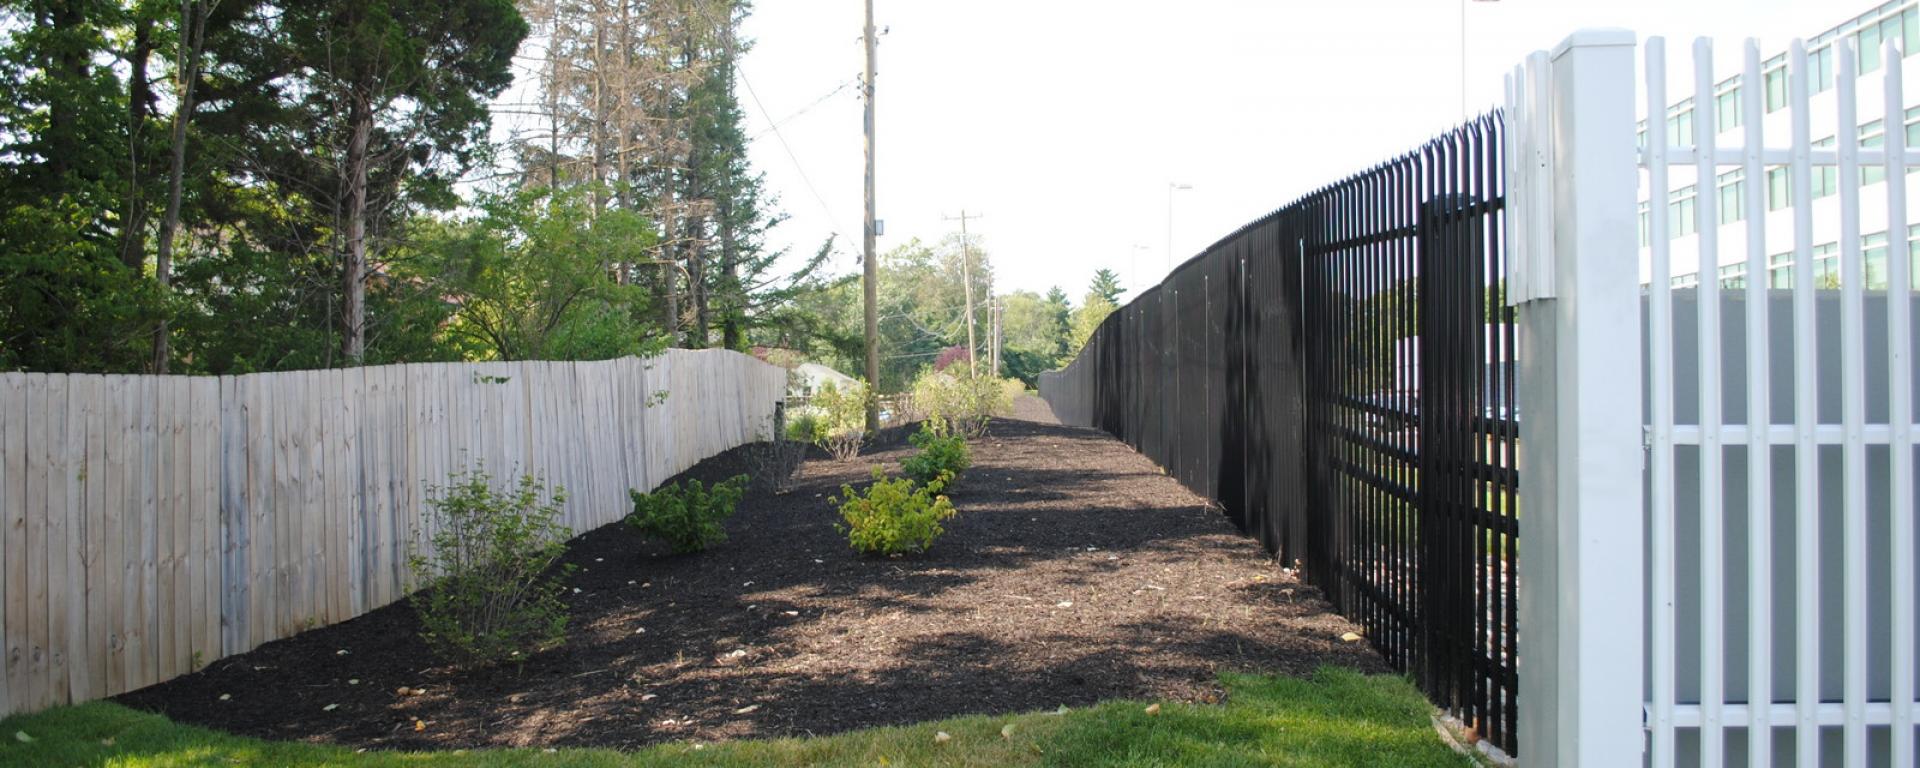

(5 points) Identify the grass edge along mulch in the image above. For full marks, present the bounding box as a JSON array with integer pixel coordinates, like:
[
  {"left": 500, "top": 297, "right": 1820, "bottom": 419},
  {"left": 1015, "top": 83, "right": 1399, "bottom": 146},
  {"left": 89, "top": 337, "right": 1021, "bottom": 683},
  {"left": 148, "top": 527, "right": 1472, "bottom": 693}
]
[{"left": 0, "top": 667, "right": 1468, "bottom": 767}]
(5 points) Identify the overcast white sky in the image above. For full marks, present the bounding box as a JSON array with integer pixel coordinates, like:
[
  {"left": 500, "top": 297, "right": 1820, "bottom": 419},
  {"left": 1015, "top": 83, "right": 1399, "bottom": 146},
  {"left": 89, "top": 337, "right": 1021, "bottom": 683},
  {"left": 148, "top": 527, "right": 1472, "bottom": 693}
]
[{"left": 633, "top": 1, "right": 1848, "bottom": 299}]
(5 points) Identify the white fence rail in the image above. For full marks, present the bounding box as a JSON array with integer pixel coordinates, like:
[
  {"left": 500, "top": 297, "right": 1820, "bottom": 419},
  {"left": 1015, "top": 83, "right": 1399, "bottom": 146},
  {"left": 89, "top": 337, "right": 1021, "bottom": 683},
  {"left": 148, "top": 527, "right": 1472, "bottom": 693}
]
[
  {"left": 1510, "top": 26, "right": 1919, "bottom": 768},
  {"left": 0, "top": 349, "right": 786, "bottom": 718}
]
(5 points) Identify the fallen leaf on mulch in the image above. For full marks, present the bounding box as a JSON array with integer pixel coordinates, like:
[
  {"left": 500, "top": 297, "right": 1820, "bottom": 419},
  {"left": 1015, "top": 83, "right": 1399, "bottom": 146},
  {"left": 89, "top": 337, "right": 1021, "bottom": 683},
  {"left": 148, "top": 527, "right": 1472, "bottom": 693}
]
[
  {"left": 414, "top": 719, "right": 426, "bottom": 732},
  {"left": 1340, "top": 631, "right": 1363, "bottom": 642},
  {"left": 733, "top": 704, "right": 759, "bottom": 715}
]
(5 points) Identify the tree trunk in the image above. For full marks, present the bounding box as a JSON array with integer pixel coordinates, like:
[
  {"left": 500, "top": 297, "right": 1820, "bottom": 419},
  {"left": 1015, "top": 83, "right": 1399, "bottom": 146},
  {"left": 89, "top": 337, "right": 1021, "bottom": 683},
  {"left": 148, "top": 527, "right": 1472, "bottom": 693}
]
[
  {"left": 341, "top": 92, "right": 373, "bottom": 364},
  {"left": 119, "top": 16, "right": 156, "bottom": 271},
  {"left": 718, "top": 191, "right": 741, "bottom": 350},
  {"left": 659, "top": 196, "right": 678, "bottom": 346},
  {"left": 45, "top": 0, "right": 86, "bottom": 179},
  {"left": 153, "top": 0, "right": 207, "bottom": 374}
]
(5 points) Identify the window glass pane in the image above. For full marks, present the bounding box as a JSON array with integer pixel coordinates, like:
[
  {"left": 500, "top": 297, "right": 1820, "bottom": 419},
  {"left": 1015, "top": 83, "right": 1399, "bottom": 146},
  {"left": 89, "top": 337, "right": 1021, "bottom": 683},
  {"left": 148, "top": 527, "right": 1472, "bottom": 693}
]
[
  {"left": 1716, "top": 89, "right": 1741, "bottom": 133},
  {"left": 1865, "top": 231, "right": 1890, "bottom": 289},
  {"left": 1815, "top": 243, "right": 1840, "bottom": 288},
  {"left": 1668, "top": 108, "right": 1694, "bottom": 145},
  {"left": 1863, "top": 24, "right": 1884, "bottom": 72},
  {"left": 1906, "top": 8, "right": 1918, "bottom": 58},
  {"left": 1638, "top": 203, "right": 1650, "bottom": 247},
  {"left": 1668, "top": 185, "right": 1696, "bottom": 238},
  {"left": 1717, "top": 170, "right": 1743, "bottom": 225},
  {"left": 1863, "top": 120, "right": 1887, "bottom": 185},
  {"left": 1719, "top": 263, "right": 1746, "bottom": 289},
  {"left": 1767, "top": 166, "right": 1792, "bottom": 210},
  {"left": 1770, "top": 252, "right": 1794, "bottom": 289},
  {"left": 1811, "top": 138, "right": 1837, "bottom": 198},
  {"left": 1765, "top": 68, "right": 1787, "bottom": 112},
  {"left": 1813, "top": 47, "right": 1835, "bottom": 92}
]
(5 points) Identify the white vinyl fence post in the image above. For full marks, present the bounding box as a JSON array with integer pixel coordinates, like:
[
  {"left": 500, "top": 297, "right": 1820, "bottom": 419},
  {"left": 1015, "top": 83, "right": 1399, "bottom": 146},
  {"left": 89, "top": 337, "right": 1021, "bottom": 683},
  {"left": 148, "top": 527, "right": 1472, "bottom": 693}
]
[{"left": 1509, "top": 29, "right": 1645, "bottom": 767}]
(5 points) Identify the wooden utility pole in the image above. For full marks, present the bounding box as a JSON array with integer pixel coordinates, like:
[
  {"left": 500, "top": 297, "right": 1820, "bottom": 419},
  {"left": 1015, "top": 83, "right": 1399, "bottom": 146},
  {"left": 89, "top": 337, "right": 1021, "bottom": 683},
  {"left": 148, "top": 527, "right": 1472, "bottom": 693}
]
[
  {"left": 861, "top": 0, "right": 880, "bottom": 431},
  {"left": 991, "top": 299, "right": 1003, "bottom": 378},
  {"left": 943, "top": 209, "right": 981, "bottom": 379}
]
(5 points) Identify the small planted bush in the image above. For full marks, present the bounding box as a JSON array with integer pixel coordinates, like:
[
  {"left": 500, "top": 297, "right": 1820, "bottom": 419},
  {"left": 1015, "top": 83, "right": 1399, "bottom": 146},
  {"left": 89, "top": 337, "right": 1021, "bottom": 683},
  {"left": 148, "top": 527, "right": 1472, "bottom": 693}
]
[
  {"left": 833, "top": 467, "right": 957, "bottom": 556},
  {"left": 409, "top": 469, "right": 574, "bottom": 666},
  {"left": 785, "top": 411, "right": 824, "bottom": 444},
  {"left": 628, "top": 474, "right": 748, "bottom": 554},
  {"left": 908, "top": 369, "right": 1011, "bottom": 438},
  {"left": 811, "top": 380, "right": 869, "bottom": 462},
  {"left": 900, "top": 419, "right": 970, "bottom": 485}
]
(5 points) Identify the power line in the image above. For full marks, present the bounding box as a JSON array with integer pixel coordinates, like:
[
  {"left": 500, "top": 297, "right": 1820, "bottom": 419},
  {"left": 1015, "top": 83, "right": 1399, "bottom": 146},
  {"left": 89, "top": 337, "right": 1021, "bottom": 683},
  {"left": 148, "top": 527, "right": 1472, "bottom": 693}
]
[{"left": 750, "top": 78, "right": 856, "bottom": 142}]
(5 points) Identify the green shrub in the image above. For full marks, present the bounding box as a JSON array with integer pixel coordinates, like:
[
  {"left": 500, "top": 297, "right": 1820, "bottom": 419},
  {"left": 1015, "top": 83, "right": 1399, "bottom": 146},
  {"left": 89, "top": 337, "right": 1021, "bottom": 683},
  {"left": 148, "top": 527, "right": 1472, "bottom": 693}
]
[
  {"left": 811, "top": 380, "right": 869, "bottom": 461},
  {"left": 785, "top": 411, "right": 825, "bottom": 444},
  {"left": 627, "top": 474, "right": 748, "bottom": 553},
  {"left": 408, "top": 469, "right": 574, "bottom": 666},
  {"left": 908, "top": 369, "right": 1012, "bottom": 438},
  {"left": 833, "top": 467, "right": 957, "bottom": 555},
  {"left": 901, "top": 419, "right": 971, "bottom": 485}
]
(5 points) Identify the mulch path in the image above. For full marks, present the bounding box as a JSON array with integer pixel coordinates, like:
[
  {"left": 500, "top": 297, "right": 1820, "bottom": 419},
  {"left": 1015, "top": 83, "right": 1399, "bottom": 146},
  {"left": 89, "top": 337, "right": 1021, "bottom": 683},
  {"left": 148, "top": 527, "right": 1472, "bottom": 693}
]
[{"left": 113, "top": 398, "right": 1383, "bottom": 751}]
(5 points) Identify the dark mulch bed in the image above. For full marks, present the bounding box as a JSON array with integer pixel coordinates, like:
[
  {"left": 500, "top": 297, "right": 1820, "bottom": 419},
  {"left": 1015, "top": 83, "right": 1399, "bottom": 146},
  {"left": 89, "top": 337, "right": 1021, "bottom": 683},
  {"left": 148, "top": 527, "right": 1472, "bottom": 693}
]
[{"left": 113, "top": 400, "right": 1383, "bottom": 751}]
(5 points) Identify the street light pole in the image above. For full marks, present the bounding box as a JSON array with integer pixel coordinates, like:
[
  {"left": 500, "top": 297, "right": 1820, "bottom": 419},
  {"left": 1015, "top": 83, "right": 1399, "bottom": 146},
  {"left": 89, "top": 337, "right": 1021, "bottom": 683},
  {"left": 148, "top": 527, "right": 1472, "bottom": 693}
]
[{"left": 1166, "top": 182, "right": 1191, "bottom": 276}]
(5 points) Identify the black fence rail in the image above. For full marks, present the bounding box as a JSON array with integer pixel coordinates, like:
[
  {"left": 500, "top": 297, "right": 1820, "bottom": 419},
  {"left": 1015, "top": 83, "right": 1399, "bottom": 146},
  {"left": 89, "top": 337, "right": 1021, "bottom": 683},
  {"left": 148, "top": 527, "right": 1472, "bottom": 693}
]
[{"left": 1040, "top": 115, "right": 1520, "bottom": 755}]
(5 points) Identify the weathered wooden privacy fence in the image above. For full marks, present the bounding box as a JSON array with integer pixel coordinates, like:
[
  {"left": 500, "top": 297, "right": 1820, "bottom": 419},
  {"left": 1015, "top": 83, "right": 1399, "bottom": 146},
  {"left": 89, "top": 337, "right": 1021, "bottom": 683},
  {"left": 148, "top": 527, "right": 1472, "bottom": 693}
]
[{"left": 0, "top": 349, "right": 786, "bottom": 717}]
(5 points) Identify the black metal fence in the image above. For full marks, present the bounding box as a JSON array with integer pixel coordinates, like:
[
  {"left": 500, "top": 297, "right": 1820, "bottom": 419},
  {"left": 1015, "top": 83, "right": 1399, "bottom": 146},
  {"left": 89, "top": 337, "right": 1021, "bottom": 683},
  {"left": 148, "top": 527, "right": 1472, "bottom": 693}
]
[{"left": 1040, "top": 115, "right": 1520, "bottom": 755}]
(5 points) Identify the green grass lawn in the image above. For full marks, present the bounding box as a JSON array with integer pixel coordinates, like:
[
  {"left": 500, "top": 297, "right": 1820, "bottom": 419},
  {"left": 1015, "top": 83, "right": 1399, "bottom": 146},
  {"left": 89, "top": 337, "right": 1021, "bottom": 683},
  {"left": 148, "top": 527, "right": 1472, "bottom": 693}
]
[{"left": 0, "top": 668, "right": 1468, "bottom": 767}]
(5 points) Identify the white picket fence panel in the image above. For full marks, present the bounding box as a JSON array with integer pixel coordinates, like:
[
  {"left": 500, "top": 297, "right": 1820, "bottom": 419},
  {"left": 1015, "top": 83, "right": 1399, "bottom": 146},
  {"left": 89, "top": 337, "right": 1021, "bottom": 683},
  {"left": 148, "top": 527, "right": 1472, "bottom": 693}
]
[
  {"left": 0, "top": 349, "right": 785, "bottom": 717},
  {"left": 1509, "top": 25, "right": 1919, "bottom": 767}
]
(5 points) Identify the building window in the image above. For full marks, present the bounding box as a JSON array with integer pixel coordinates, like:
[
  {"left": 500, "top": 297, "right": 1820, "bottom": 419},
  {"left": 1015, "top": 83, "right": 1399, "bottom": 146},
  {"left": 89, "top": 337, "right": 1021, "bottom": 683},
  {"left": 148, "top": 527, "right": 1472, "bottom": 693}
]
[
  {"left": 1811, "top": 137, "right": 1839, "bottom": 199},
  {"left": 1717, "top": 169, "right": 1744, "bottom": 225},
  {"left": 1671, "top": 272, "right": 1699, "bottom": 289},
  {"left": 1857, "top": 11, "right": 1912, "bottom": 74},
  {"left": 1667, "top": 104, "right": 1695, "bottom": 146},
  {"left": 1770, "top": 251, "right": 1794, "bottom": 288},
  {"left": 1861, "top": 119, "right": 1887, "bottom": 186},
  {"left": 1907, "top": 7, "right": 1919, "bottom": 60},
  {"left": 1814, "top": 242, "right": 1840, "bottom": 288},
  {"left": 1764, "top": 66, "right": 1787, "bottom": 113},
  {"left": 1767, "top": 166, "right": 1792, "bottom": 211},
  {"left": 1669, "top": 185, "right": 1697, "bottom": 238},
  {"left": 1715, "top": 87, "right": 1741, "bottom": 133},
  {"left": 1638, "top": 201, "right": 1651, "bottom": 247},
  {"left": 1910, "top": 224, "right": 1920, "bottom": 290},
  {"left": 1810, "top": 45, "right": 1835, "bottom": 93},
  {"left": 1862, "top": 20, "right": 1884, "bottom": 73},
  {"left": 1865, "top": 231, "right": 1890, "bottom": 289},
  {"left": 1719, "top": 263, "right": 1747, "bottom": 289}
]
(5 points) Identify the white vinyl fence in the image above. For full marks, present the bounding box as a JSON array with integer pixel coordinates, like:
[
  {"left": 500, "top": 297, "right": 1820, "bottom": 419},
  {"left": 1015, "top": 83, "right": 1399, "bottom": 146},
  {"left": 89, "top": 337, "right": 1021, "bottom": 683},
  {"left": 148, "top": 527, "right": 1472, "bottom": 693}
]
[
  {"left": 0, "top": 349, "right": 786, "bottom": 718},
  {"left": 1508, "top": 27, "right": 1918, "bottom": 768}
]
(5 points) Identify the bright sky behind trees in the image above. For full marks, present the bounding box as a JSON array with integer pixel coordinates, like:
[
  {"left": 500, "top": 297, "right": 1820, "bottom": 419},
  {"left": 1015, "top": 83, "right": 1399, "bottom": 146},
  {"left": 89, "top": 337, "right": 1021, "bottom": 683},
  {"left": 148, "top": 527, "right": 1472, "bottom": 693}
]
[{"left": 702, "top": 0, "right": 1840, "bottom": 298}]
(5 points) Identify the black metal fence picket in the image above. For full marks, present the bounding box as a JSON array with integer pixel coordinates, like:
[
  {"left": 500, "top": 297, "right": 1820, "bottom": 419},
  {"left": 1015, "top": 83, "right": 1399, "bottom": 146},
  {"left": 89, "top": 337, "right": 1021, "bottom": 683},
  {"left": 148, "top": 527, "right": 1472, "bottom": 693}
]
[{"left": 1040, "top": 115, "right": 1520, "bottom": 755}]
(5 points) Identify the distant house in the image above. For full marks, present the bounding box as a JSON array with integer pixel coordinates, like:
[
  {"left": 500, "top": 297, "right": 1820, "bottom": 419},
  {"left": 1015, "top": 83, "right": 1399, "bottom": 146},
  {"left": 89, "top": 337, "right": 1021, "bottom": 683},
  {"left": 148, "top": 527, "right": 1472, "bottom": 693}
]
[{"left": 790, "top": 362, "right": 858, "bottom": 400}]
